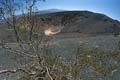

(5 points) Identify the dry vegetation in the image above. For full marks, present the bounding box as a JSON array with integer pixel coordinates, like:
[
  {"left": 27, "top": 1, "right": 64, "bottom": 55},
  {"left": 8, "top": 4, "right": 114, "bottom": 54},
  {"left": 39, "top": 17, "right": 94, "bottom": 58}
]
[
  {"left": 15, "top": 48, "right": 120, "bottom": 80},
  {"left": 0, "top": 0, "right": 120, "bottom": 80}
]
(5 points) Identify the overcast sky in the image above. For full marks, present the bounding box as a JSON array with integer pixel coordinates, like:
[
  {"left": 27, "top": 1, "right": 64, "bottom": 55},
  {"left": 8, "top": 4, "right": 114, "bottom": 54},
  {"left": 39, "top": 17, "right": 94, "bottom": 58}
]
[{"left": 37, "top": 0, "right": 120, "bottom": 21}]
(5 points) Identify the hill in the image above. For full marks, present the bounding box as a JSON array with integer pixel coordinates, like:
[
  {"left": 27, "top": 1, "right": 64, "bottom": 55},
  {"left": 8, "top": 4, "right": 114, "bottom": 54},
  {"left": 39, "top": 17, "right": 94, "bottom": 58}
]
[{"left": 41, "top": 11, "right": 120, "bottom": 35}]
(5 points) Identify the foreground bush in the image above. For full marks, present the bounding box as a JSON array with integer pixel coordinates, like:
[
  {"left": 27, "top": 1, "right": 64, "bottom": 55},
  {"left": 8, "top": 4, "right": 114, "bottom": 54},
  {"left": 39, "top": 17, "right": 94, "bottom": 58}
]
[{"left": 18, "top": 48, "right": 120, "bottom": 80}]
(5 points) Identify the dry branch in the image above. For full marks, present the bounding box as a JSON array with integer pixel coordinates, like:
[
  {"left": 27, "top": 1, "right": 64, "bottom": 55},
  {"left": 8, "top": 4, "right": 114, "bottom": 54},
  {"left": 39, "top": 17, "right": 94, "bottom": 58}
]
[
  {"left": 46, "top": 66, "right": 53, "bottom": 80},
  {"left": 0, "top": 68, "right": 33, "bottom": 75}
]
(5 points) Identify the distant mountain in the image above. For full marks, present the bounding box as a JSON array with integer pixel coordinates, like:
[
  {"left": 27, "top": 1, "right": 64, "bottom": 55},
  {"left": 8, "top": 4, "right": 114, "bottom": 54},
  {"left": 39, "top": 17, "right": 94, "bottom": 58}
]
[
  {"left": 38, "top": 9, "right": 64, "bottom": 14},
  {"left": 1, "top": 10, "right": 120, "bottom": 35},
  {"left": 40, "top": 11, "right": 120, "bottom": 35}
]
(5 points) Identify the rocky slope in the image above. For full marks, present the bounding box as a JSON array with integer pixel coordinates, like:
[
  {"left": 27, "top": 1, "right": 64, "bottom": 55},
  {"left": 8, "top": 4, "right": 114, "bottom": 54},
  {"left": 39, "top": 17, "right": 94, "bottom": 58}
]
[
  {"left": 39, "top": 11, "right": 120, "bottom": 51},
  {"left": 0, "top": 11, "right": 120, "bottom": 50},
  {"left": 41, "top": 11, "right": 120, "bottom": 35}
]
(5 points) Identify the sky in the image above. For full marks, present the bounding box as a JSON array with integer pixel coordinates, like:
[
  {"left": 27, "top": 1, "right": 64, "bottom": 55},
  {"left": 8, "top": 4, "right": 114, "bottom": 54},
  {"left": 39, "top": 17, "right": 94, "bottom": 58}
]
[{"left": 37, "top": 0, "right": 120, "bottom": 21}]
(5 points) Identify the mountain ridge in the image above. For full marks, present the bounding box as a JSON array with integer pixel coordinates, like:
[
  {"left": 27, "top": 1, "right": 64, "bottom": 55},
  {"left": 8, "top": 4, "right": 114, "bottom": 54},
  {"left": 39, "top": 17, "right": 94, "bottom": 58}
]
[{"left": 40, "top": 11, "right": 120, "bottom": 35}]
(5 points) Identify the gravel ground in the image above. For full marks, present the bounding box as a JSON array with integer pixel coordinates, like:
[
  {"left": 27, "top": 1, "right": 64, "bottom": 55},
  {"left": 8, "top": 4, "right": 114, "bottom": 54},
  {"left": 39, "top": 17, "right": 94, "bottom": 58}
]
[{"left": 0, "top": 33, "right": 120, "bottom": 80}]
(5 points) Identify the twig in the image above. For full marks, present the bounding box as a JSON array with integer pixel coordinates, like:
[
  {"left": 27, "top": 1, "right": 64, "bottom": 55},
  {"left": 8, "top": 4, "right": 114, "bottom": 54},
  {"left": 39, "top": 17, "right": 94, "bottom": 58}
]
[
  {"left": 1, "top": 45, "right": 37, "bottom": 58},
  {"left": 45, "top": 66, "right": 53, "bottom": 80},
  {"left": 0, "top": 68, "right": 33, "bottom": 75}
]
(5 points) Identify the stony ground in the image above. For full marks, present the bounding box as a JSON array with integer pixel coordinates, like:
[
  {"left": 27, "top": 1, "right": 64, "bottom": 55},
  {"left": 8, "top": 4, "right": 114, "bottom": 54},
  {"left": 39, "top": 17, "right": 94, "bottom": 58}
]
[
  {"left": 49, "top": 33, "right": 120, "bottom": 53},
  {"left": 0, "top": 32, "right": 120, "bottom": 80}
]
